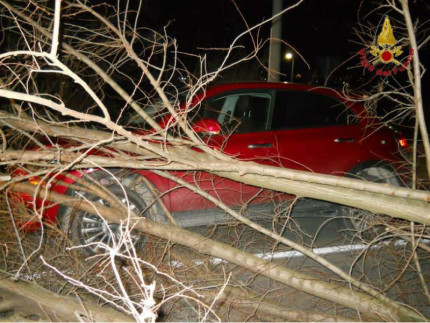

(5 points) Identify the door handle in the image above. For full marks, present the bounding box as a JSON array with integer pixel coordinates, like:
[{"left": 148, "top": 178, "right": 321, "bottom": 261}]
[
  {"left": 248, "top": 143, "right": 273, "bottom": 149},
  {"left": 334, "top": 138, "right": 355, "bottom": 143}
]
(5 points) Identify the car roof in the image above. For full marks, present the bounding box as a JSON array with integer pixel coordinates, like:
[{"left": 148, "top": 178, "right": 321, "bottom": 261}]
[
  {"left": 196, "top": 81, "right": 367, "bottom": 117},
  {"left": 204, "top": 82, "right": 348, "bottom": 99}
]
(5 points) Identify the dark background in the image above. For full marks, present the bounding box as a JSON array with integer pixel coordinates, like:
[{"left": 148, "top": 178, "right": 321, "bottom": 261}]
[
  {"left": 137, "top": 0, "right": 429, "bottom": 132},
  {"left": 140, "top": 1, "right": 427, "bottom": 80},
  {"left": 1, "top": 0, "right": 427, "bottom": 132}
]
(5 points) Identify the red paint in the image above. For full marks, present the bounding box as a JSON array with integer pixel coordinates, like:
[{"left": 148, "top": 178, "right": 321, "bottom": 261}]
[
  {"left": 381, "top": 51, "right": 392, "bottom": 62},
  {"left": 13, "top": 82, "right": 406, "bottom": 227}
]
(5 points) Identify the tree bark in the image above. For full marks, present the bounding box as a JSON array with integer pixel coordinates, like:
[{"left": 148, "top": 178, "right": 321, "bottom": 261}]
[
  {"left": 400, "top": 0, "right": 430, "bottom": 179},
  {"left": 0, "top": 279, "right": 132, "bottom": 322},
  {"left": 1, "top": 111, "right": 429, "bottom": 225}
]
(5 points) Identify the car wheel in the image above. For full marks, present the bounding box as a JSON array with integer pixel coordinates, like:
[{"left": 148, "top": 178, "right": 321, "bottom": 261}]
[
  {"left": 70, "top": 185, "right": 149, "bottom": 255},
  {"left": 60, "top": 171, "right": 161, "bottom": 255},
  {"left": 342, "top": 166, "right": 401, "bottom": 240}
]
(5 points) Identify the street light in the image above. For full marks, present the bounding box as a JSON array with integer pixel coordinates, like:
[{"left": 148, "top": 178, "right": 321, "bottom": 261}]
[{"left": 285, "top": 52, "right": 294, "bottom": 82}]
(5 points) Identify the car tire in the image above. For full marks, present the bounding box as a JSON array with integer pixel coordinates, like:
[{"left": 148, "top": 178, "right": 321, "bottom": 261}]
[
  {"left": 59, "top": 170, "right": 161, "bottom": 255},
  {"left": 342, "top": 165, "right": 401, "bottom": 240}
]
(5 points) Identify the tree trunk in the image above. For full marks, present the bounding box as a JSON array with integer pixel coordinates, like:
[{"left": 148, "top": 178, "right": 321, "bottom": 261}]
[
  {"left": 1, "top": 111, "right": 429, "bottom": 225},
  {"left": 0, "top": 279, "right": 132, "bottom": 322}
]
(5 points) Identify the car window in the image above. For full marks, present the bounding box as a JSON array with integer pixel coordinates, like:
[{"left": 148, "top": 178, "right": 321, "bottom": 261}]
[
  {"left": 271, "top": 90, "right": 356, "bottom": 130},
  {"left": 200, "top": 93, "right": 271, "bottom": 133}
]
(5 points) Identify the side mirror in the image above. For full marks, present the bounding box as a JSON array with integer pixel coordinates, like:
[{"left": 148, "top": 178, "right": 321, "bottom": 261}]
[{"left": 192, "top": 118, "right": 221, "bottom": 136}]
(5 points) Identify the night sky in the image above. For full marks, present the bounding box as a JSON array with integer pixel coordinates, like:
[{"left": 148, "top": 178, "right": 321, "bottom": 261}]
[
  {"left": 143, "top": 0, "right": 357, "bottom": 54},
  {"left": 141, "top": 0, "right": 359, "bottom": 74},
  {"left": 140, "top": 0, "right": 428, "bottom": 90},
  {"left": 138, "top": 0, "right": 429, "bottom": 129}
]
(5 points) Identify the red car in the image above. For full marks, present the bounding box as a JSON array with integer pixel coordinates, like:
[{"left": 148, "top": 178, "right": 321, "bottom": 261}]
[{"left": 13, "top": 82, "right": 407, "bottom": 253}]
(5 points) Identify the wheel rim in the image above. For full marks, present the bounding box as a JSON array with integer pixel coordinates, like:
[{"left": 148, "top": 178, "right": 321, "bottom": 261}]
[
  {"left": 348, "top": 208, "right": 378, "bottom": 234},
  {"left": 78, "top": 189, "right": 146, "bottom": 254},
  {"left": 345, "top": 166, "right": 400, "bottom": 238},
  {"left": 355, "top": 167, "right": 400, "bottom": 185}
]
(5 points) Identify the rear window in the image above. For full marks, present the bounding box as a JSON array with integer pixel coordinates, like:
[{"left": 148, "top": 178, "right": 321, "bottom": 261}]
[{"left": 271, "top": 91, "right": 356, "bottom": 130}]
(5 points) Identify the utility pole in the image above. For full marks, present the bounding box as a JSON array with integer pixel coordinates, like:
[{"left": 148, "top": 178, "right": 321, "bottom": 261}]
[{"left": 268, "top": 0, "right": 283, "bottom": 82}]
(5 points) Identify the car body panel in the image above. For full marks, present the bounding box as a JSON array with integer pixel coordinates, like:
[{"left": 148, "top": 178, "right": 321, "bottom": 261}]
[{"left": 12, "top": 82, "right": 406, "bottom": 229}]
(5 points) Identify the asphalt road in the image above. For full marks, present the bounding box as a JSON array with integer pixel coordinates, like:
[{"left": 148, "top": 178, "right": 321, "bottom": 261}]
[{"left": 183, "top": 210, "right": 430, "bottom": 321}]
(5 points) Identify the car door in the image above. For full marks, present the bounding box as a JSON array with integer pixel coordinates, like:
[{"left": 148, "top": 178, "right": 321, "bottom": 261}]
[
  {"left": 270, "top": 89, "right": 363, "bottom": 174},
  {"left": 168, "top": 89, "right": 280, "bottom": 213},
  {"left": 216, "top": 91, "right": 281, "bottom": 166}
]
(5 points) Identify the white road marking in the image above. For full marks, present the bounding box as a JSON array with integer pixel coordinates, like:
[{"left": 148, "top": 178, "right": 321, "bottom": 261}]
[{"left": 171, "top": 238, "right": 430, "bottom": 268}]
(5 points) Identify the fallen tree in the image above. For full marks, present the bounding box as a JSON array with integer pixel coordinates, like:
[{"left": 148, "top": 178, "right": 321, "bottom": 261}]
[
  {"left": 0, "top": 0, "right": 429, "bottom": 321},
  {"left": 5, "top": 181, "right": 425, "bottom": 321},
  {"left": 0, "top": 278, "right": 133, "bottom": 322},
  {"left": 1, "top": 110, "right": 429, "bottom": 223}
]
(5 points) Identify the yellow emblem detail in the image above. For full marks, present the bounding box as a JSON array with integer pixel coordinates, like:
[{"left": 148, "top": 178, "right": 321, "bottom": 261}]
[
  {"left": 370, "top": 16, "right": 403, "bottom": 65},
  {"left": 377, "top": 16, "right": 396, "bottom": 46}
]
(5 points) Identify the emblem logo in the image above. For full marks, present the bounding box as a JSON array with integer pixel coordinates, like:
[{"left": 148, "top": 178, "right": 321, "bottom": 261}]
[{"left": 359, "top": 16, "right": 414, "bottom": 76}]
